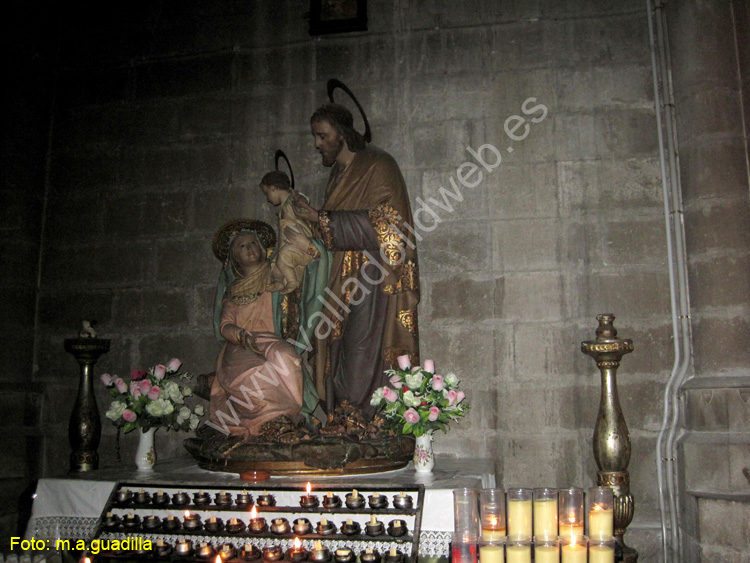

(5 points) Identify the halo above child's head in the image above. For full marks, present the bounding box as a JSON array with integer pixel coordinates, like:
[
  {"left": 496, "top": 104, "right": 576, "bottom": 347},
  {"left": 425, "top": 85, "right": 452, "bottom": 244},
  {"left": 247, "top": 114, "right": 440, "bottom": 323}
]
[{"left": 274, "top": 149, "right": 295, "bottom": 189}]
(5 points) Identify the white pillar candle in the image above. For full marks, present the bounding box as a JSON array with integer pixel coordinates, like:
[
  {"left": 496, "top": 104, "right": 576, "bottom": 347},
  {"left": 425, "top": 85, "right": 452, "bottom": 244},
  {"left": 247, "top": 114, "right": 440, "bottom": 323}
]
[
  {"left": 505, "top": 544, "right": 531, "bottom": 563},
  {"left": 507, "top": 499, "right": 532, "bottom": 538},
  {"left": 478, "top": 544, "right": 503, "bottom": 563},
  {"left": 589, "top": 544, "right": 615, "bottom": 563},
  {"left": 533, "top": 498, "right": 558, "bottom": 539},
  {"left": 534, "top": 544, "right": 559, "bottom": 563},
  {"left": 589, "top": 506, "right": 614, "bottom": 539}
]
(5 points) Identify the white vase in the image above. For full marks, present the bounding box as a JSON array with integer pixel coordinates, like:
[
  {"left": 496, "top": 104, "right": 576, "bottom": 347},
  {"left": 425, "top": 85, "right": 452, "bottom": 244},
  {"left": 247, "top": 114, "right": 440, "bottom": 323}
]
[
  {"left": 135, "top": 427, "right": 156, "bottom": 471},
  {"left": 413, "top": 431, "right": 434, "bottom": 473}
]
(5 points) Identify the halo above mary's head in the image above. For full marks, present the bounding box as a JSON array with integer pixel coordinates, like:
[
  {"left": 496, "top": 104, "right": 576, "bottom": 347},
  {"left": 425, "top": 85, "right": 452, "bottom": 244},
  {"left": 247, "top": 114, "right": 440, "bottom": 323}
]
[{"left": 213, "top": 219, "right": 276, "bottom": 263}]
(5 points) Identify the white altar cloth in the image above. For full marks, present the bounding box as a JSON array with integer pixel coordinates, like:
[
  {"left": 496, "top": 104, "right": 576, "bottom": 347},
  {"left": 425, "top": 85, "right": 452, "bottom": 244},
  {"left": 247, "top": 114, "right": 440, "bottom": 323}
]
[{"left": 26, "top": 456, "right": 495, "bottom": 558}]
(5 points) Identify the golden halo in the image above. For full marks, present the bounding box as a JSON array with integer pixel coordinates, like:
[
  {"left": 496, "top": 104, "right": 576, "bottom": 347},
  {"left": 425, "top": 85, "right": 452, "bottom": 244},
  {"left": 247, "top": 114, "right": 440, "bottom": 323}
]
[{"left": 212, "top": 219, "right": 276, "bottom": 263}]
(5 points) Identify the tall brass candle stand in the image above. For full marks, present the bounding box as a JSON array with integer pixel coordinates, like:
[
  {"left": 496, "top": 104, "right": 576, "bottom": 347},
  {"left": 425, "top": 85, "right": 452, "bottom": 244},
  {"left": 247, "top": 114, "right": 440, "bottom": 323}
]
[
  {"left": 581, "top": 314, "right": 638, "bottom": 562},
  {"left": 65, "top": 334, "right": 110, "bottom": 472}
]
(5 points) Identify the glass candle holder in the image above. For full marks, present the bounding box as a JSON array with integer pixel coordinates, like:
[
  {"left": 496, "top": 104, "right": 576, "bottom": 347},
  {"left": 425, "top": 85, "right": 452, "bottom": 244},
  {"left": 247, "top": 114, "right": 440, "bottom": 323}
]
[
  {"left": 558, "top": 487, "right": 584, "bottom": 539},
  {"left": 532, "top": 488, "right": 558, "bottom": 540},
  {"left": 479, "top": 488, "right": 506, "bottom": 541},
  {"left": 241, "top": 544, "right": 262, "bottom": 561},
  {"left": 506, "top": 488, "right": 532, "bottom": 539},
  {"left": 478, "top": 539, "right": 504, "bottom": 563},
  {"left": 589, "top": 538, "right": 615, "bottom": 563},
  {"left": 309, "top": 541, "right": 330, "bottom": 563},
  {"left": 505, "top": 537, "right": 531, "bottom": 563},
  {"left": 560, "top": 535, "right": 588, "bottom": 563},
  {"left": 450, "top": 532, "right": 477, "bottom": 563},
  {"left": 587, "top": 487, "right": 614, "bottom": 540},
  {"left": 453, "top": 488, "right": 480, "bottom": 542},
  {"left": 359, "top": 548, "right": 380, "bottom": 563},
  {"left": 533, "top": 537, "right": 559, "bottom": 563}
]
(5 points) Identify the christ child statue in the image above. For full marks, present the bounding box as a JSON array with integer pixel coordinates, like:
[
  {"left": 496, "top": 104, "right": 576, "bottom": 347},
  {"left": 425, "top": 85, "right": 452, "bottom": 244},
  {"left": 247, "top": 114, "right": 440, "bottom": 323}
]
[{"left": 260, "top": 170, "right": 315, "bottom": 294}]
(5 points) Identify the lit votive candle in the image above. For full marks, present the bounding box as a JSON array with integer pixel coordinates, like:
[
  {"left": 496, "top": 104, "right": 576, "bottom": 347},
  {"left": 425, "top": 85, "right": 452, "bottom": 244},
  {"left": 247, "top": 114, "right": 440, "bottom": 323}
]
[
  {"left": 300, "top": 482, "right": 319, "bottom": 508},
  {"left": 558, "top": 488, "right": 584, "bottom": 540},
  {"left": 589, "top": 504, "right": 614, "bottom": 539},
  {"left": 587, "top": 487, "right": 614, "bottom": 540},
  {"left": 249, "top": 505, "right": 267, "bottom": 533},
  {"left": 480, "top": 488, "right": 506, "bottom": 541},
  {"left": 532, "top": 488, "right": 558, "bottom": 540},
  {"left": 506, "top": 488, "right": 532, "bottom": 539},
  {"left": 588, "top": 539, "right": 615, "bottom": 563},
  {"left": 559, "top": 515, "right": 584, "bottom": 539},
  {"left": 481, "top": 519, "right": 506, "bottom": 541},
  {"left": 286, "top": 537, "right": 307, "bottom": 562},
  {"left": 561, "top": 536, "right": 587, "bottom": 563}
]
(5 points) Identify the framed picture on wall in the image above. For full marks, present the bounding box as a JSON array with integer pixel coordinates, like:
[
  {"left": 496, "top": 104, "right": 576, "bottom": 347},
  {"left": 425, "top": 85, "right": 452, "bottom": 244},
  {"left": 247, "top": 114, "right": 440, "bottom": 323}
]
[{"left": 309, "top": 0, "right": 367, "bottom": 35}]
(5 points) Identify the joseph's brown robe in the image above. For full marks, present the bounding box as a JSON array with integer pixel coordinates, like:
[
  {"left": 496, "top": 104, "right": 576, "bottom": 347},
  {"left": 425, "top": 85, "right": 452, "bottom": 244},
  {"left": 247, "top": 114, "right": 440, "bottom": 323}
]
[{"left": 315, "top": 145, "right": 420, "bottom": 417}]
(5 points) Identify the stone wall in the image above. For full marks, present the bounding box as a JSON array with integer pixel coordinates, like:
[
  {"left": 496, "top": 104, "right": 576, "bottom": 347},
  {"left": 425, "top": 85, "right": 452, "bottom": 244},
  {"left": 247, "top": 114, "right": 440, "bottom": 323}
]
[
  {"left": 7, "top": 0, "right": 747, "bottom": 559},
  {"left": 0, "top": 1, "right": 58, "bottom": 543},
  {"left": 666, "top": 0, "right": 750, "bottom": 560}
]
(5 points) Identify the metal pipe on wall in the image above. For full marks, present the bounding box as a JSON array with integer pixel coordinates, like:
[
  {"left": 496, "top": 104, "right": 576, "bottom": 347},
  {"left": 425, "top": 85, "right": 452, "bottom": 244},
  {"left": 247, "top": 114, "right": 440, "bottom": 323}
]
[{"left": 646, "top": 1, "right": 694, "bottom": 562}]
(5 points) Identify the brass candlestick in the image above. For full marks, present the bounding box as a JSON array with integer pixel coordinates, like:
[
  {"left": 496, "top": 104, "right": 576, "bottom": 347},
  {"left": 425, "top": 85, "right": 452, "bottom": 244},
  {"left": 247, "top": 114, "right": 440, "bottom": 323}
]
[
  {"left": 581, "top": 314, "right": 637, "bottom": 563},
  {"left": 65, "top": 331, "right": 110, "bottom": 472}
]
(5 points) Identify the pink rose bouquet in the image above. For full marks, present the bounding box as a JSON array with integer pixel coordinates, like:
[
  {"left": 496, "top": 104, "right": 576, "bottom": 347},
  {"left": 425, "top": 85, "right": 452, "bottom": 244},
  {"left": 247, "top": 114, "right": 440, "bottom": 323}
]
[
  {"left": 101, "top": 358, "right": 204, "bottom": 434},
  {"left": 370, "top": 356, "right": 469, "bottom": 437}
]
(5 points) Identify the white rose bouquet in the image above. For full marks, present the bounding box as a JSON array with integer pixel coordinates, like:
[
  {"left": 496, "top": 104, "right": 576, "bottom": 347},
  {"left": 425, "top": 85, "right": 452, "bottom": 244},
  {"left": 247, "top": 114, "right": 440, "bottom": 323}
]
[
  {"left": 370, "top": 355, "right": 469, "bottom": 437},
  {"left": 101, "top": 358, "right": 204, "bottom": 434}
]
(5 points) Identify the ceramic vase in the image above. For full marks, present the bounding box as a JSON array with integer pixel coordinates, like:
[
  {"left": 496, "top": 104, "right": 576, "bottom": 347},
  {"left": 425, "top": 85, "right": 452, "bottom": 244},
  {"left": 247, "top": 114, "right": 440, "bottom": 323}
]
[
  {"left": 136, "top": 427, "right": 156, "bottom": 471},
  {"left": 413, "top": 431, "right": 434, "bottom": 473}
]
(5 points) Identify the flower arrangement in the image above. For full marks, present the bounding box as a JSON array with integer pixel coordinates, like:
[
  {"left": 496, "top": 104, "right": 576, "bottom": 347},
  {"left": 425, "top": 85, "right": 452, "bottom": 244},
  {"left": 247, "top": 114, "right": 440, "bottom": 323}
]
[
  {"left": 370, "top": 355, "right": 469, "bottom": 437},
  {"left": 101, "top": 358, "right": 204, "bottom": 434}
]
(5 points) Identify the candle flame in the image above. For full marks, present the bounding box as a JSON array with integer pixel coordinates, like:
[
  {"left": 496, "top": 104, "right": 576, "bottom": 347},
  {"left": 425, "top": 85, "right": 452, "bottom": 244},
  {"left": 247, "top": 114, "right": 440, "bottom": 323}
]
[
  {"left": 571, "top": 534, "right": 578, "bottom": 547},
  {"left": 250, "top": 506, "right": 258, "bottom": 519},
  {"left": 593, "top": 504, "right": 603, "bottom": 512},
  {"left": 83, "top": 558, "right": 92, "bottom": 563},
  {"left": 294, "top": 537, "right": 301, "bottom": 549},
  {"left": 306, "top": 482, "right": 312, "bottom": 494},
  {"left": 489, "top": 516, "right": 498, "bottom": 527},
  {"left": 184, "top": 510, "right": 191, "bottom": 518},
  {"left": 568, "top": 513, "right": 576, "bottom": 524},
  {"left": 216, "top": 556, "right": 222, "bottom": 563}
]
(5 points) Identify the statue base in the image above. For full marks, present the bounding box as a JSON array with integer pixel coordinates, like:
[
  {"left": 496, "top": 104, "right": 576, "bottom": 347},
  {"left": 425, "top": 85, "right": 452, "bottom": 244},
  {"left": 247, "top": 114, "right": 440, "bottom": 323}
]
[
  {"left": 183, "top": 433, "right": 415, "bottom": 476},
  {"left": 184, "top": 402, "right": 416, "bottom": 477}
]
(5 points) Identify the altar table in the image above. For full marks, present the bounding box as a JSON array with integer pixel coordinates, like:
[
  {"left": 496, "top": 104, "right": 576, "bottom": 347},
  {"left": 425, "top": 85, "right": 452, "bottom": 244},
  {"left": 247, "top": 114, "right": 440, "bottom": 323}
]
[{"left": 25, "top": 456, "right": 495, "bottom": 560}]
